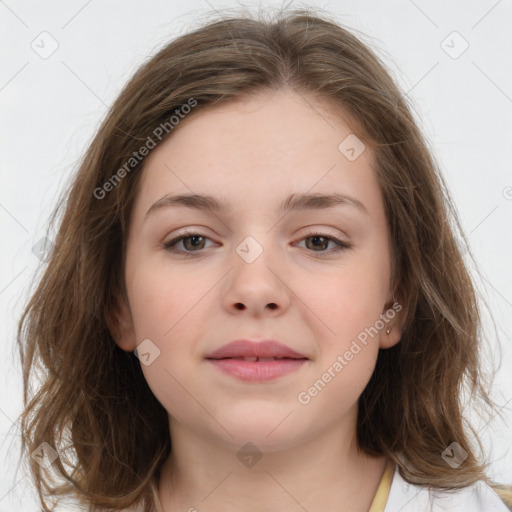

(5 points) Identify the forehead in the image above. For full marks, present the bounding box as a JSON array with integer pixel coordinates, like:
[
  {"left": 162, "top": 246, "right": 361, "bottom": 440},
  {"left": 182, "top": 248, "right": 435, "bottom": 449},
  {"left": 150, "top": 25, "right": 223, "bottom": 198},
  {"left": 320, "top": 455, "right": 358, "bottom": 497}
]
[{"left": 133, "top": 89, "right": 383, "bottom": 220}]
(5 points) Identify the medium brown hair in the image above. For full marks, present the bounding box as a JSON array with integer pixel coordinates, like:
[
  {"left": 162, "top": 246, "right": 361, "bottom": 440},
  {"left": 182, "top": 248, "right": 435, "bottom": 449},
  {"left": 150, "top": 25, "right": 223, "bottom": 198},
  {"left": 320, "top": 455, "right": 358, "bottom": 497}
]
[{"left": 15, "top": 5, "right": 510, "bottom": 511}]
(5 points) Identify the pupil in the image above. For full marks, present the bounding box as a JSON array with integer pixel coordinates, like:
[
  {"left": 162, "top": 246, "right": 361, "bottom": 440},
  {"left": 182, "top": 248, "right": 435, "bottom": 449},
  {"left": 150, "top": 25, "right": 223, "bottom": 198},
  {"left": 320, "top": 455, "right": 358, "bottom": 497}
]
[
  {"left": 186, "top": 235, "right": 203, "bottom": 249},
  {"left": 310, "top": 236, "right": 326, "bottom": 250}
]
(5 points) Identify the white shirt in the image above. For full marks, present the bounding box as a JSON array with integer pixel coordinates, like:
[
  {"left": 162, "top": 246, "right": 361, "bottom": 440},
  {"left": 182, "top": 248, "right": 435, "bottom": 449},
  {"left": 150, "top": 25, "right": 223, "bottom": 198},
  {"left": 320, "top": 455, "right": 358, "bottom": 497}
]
[
  {"left": 77, "top": 463, "right": 510, "bottom": 512},
  {"left": 384, "top": 464, "right": 509, "bottom": 511}
]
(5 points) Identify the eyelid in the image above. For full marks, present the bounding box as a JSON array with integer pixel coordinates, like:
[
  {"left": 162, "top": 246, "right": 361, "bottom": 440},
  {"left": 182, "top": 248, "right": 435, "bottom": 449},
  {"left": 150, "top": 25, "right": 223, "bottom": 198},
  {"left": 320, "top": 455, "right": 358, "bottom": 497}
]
[
  {"left": 296, "top": 224, "right": 350, "bottom": 241},
  {"left": 162, "top": 229, "right": 217, "bottom": 250},
  {"left": 162, "top": 228, "right": 352, "bottom": 256}
]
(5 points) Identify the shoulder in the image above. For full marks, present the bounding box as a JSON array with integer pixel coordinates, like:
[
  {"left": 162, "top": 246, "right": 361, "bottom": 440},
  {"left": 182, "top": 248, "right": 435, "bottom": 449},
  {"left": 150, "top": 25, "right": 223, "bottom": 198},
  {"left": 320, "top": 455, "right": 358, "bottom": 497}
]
[{"left": 384, "top": 464, "right": 510, "bottom": 511}]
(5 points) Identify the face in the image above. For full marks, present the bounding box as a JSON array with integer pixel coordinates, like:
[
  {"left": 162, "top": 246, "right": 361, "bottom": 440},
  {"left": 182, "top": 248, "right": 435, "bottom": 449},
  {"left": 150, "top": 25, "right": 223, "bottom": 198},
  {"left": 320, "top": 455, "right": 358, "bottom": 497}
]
[{"left": 113, "top": 88, "right": 403, "bottom": 452}]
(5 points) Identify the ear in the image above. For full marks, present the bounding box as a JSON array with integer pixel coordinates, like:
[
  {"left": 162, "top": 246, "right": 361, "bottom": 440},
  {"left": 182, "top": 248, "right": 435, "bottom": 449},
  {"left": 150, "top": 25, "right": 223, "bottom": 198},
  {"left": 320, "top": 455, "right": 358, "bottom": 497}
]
[
  {"left": 105, "top": 293, "right": 137, "bottom": 352},
  {"left": 379, "top": 289, "right": 406, "bottom": 349}
]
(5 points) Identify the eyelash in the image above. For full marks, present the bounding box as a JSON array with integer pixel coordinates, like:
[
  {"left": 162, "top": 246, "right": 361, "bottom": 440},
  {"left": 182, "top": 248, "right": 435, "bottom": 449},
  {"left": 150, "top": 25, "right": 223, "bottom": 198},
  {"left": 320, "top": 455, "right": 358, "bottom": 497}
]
[{"left": 162, "top": 230, "right": 352, "bottom": 257}]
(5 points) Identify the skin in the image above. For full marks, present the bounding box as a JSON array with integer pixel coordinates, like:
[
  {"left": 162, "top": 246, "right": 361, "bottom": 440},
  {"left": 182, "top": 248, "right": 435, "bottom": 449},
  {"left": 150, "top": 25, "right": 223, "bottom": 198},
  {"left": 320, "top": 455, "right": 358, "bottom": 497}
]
[{"left": 112, "top": 88, "right": 404, "bottom": 512}]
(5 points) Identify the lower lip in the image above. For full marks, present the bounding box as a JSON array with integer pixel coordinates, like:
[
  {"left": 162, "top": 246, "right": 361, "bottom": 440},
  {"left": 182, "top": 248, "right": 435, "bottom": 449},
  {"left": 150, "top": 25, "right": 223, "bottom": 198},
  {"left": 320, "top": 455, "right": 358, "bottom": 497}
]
[{"left": 206, "top": 358, "right": 307, "bottom": 381}]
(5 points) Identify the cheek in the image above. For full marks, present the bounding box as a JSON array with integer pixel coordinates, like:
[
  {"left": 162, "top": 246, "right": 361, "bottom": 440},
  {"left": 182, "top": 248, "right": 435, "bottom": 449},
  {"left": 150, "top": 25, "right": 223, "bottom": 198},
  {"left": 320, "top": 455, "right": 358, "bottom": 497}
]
[
  {"left": 127, "top": 256, "right": 218, "bottom": 357},
  {"left": 300, "top": 260, "right": 388, "bottom": 326},
  {"left": 127, "top": 258, "right": 198, "bottom": 337},
  {"left": 296, "top": 256, "right": 388, "bottom": 376},
  {"left": 128, "top": 263, "right": 210, "bottom": 423},
  {"left": 139, "top": 360, "right": 210, "bottom": 435}
]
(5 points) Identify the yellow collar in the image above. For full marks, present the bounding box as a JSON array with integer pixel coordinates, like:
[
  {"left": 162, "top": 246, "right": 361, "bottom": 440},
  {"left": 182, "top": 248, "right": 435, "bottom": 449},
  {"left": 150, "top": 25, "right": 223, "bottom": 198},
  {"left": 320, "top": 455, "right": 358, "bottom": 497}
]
[{"left": 368, "top": 460, "right": 395, "bottom": 512}]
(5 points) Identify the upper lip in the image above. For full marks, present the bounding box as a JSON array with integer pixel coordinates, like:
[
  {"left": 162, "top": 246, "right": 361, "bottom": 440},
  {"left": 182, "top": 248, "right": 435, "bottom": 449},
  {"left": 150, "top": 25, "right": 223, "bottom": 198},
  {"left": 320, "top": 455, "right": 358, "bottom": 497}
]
[{"left": 206, "top": 340, "right": 308, "bottom": 359}]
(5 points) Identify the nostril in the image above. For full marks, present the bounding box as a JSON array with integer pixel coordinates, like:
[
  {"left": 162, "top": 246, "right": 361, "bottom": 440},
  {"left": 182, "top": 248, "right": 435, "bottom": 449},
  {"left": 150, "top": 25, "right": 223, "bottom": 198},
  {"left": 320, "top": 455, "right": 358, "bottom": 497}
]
[{"left": 233, "top": 303, "right": 277, "bottom": 310}]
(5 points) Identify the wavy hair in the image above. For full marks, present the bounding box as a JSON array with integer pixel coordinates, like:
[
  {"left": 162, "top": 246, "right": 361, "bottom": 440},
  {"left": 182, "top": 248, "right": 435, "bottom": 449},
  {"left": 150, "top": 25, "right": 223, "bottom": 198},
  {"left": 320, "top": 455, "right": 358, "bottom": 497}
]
[{"left": 15, "top": 5, "right": 511, "bottom": 511}]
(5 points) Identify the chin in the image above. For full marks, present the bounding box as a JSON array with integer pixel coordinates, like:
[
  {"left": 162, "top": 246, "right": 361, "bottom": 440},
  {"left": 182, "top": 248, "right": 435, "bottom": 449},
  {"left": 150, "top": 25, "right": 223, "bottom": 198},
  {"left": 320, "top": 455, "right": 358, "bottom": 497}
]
[{"left": 216, "top": 415, "right": 298, "bottom": 450}]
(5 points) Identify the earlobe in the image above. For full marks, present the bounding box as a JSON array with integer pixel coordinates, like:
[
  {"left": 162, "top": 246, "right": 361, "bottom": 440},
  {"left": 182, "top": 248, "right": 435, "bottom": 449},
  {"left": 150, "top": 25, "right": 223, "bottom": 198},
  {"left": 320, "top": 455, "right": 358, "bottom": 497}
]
[
  {"left": 379, "top": 324, "right": 402, "bottom": 349},
  {"left": 379, "top": 291, "right": 406, "bottom": 349},
  {"left": 105, "top": 295, "right": 137, "bottom": 352}
]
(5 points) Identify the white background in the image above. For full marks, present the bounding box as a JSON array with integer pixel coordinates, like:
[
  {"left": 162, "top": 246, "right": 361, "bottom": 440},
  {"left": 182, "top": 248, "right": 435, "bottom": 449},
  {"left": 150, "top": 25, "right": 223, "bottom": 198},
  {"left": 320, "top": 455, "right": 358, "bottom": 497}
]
[{"left": 1, "top": 0, "right": 511, "bottom": 509}]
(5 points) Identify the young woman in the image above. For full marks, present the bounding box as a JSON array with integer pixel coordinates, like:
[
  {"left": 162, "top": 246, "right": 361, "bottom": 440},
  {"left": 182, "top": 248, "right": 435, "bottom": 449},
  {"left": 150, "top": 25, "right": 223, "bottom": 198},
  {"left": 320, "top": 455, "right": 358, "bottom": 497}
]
[{"left": 17, "top": 7, "right": 512, "bottom": 511}]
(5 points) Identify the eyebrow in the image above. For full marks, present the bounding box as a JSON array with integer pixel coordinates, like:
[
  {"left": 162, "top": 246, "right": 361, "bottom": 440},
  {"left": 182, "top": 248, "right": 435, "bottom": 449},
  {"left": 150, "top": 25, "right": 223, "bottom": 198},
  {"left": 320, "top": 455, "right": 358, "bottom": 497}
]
[{"left": 145, "top": 192, "right": 368, "bottom": 219}]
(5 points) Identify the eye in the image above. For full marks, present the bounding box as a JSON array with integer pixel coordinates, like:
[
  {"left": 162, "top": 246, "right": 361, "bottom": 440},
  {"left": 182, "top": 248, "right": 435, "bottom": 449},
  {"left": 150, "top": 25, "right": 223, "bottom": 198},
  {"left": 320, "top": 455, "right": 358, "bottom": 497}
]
[
  {"left": 162, "top": 230, "right": 351, "bottom": 256},
  {"left": 295, "top": 232, "right": 352, "bottom": 255},
  {"left": 163, "top": 231, "right": 215, "bottom": 254}
]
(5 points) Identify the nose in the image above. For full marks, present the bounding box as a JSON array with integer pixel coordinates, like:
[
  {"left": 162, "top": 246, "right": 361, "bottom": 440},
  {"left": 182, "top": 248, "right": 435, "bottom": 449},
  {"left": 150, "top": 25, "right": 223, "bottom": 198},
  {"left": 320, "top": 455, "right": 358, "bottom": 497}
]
[
  {"left": 234, "top": 301, "right": 278, "bottom": 311},
  {"left": 221, "top": 241, "right": 291, "bottom": 317}
]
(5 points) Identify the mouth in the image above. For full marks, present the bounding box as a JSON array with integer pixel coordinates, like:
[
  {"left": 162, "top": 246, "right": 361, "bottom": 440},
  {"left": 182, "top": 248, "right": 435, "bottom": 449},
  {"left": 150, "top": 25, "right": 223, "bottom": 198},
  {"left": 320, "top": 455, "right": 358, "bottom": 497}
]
[
  {"left": 206, "top": 356, "right": 308, "bottom": 381},
  {"left": 205, "top": 339, "right": 308, "bottom": 360},
  {"left": 205, "top": 339, "right": 309, "bottom": 381},
  {"left": 207, "top": 356, "right": 306, "bottom": 361}
]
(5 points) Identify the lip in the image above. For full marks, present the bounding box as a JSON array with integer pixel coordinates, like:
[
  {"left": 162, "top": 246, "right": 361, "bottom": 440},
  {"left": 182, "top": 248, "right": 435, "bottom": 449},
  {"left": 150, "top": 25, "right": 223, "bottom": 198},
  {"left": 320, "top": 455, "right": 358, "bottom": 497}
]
[
  {"left": 205, "top": 339, "right": 308, "bottom": 382},
  {"left": 207, "top": 358, "right": 307, "bottom": 381},
  {"left": 205, "top": 339, "right": 308, "bottom": 359}
]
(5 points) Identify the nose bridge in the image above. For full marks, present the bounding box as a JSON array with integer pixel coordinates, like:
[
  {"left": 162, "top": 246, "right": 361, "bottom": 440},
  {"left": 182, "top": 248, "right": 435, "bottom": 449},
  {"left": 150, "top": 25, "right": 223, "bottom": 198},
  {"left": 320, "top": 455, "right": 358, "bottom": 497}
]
[
  {"left": 230, "top": 231, "right": 282, "bottom": 286},
  {"left": 235, "top": 233, "right": 269, "bottom": 265},
  {"left": 221, "top": 195, "right": 289, "bottom": 276},
  {"left": 221, "top": 229, "right": 290, "bottom": 313},
  {"left": 225, "top": 199, "right": 280, "bottom": 262}
]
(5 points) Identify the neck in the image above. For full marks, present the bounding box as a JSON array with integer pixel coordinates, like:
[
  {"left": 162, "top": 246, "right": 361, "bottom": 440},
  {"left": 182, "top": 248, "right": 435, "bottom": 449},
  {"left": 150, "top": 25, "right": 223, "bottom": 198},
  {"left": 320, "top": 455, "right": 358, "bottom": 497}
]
[{"left": 157, "top": 414, "right": 388, "bottom": 512}]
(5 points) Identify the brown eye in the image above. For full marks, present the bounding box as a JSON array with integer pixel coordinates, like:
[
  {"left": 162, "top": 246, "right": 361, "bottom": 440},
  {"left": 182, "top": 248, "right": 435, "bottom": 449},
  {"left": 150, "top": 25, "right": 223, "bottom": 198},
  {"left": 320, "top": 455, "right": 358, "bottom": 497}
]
[
  {"left": 305, "top": 235, "right": 330, "bottom": 251},
  {"left": 181, "top": 235, "right": 206, "bottom": 251},
  {"left": 297, "top": 232, "right": 351, "bottom": 255},
  {"left": 163, "top": 232, "right": 213, "bottom": 254}
]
